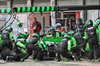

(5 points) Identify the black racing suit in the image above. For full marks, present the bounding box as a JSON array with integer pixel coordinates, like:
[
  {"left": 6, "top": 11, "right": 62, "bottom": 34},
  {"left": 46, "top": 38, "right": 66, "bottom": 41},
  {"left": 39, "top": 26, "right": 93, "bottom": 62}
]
[
  {"left": 7, "top": 38, "right": 29, "bottom": 61},
  {"left": 75, "top": 24, "right": 85, "bottom": 37},
  {"left": 70, "top": 33, "right": 84, "bottom": 60},
  {"left": 84, "top": 26, "right": 100, "bottom": 60},
  {"left": 26, "top": 37, "right": 43, "bottom": 60},
  {"left": 26, "top": 38, "right": 37, "bottom": 55},
  {"left": 71, "top": 33, "right": 84, "bottom": 53},
  {"left": 0, "top": 31, "right": 13, "bottom": 52},
  {"left": 55, "top": 38, "right": 73, "bottom": 61},
  {"left": 56, "top": 33, "right": 84, "bottom": 61}
]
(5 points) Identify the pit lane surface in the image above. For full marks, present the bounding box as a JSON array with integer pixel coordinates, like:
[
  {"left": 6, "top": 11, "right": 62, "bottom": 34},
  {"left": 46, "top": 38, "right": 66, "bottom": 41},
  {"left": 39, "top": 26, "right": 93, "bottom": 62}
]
[{"left": 0, "top": 58, "right": 100, "bottom": 66}]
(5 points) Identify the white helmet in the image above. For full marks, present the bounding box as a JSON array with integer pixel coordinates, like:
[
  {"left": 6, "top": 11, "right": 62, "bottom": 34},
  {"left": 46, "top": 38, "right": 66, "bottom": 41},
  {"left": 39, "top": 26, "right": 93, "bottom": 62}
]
[{"left": 55, "top": 23, "right": 61, "bottom": 29}]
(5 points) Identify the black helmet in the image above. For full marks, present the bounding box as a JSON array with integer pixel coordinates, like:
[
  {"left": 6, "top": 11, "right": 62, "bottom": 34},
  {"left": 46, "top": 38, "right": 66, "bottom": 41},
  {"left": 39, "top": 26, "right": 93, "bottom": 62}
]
[
  {"left": 23, "top": 32, "right": 29, "bottom": 39},
  {"left": 17, "top": 33, "right": 24, "bottom": 38},
  {"left": 64, "top": 34, "right": 71, "bottom": 39},
  {"left": 28, "top": 38, "right": 38, "bottom": 44},
  {"left": 32, "top": 33, "right": 39, "bottom": 39},
  {"left": 76, "top": 18, "right": 83, "bottom": 25},
  {"left": 32, "top": 33, "right": 39, "bottom": 43},
  {"left": 5, "top": 26, "right": 13, "bottom": 32},
  {"left": 47, "top": 27, "right": 55, "bottom": 35},
  {"left": 64, "top": 31, "right": 74, "bottom": 39},
  {"left": 85, "top": 20, "right": 93, "bottom": 27}
]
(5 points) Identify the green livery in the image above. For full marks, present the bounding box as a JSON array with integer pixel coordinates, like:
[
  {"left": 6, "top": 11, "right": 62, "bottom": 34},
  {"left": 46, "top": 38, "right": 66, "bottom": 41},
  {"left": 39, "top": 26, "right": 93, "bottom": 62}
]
[
  {"left": 43, "top": 36, "right": 64, "bottom": 42},
  {"left": 94, "top": 19, "right": 100, "bottom": 42}
]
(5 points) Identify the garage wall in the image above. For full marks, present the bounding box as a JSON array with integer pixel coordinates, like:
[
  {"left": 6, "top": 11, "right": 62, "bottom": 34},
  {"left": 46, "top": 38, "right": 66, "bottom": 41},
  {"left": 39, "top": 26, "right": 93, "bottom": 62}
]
[
  {"left": 87, "top": 10, "right": 98, "bottom": 22},
  {"left": 57, "top": 0, "right": 83, "bottom": 6},
  {"left": 0, "top": 1, "right": 10, "bottom": 8},
  {"left": 13, "top": 0, "right": 27, "bottom": 7},
  {"left": 57, "top": 0, "right": 83, "bottom": 22},
  {"left": 33, "top": 0, "right": 50, "bottom": 7},
  {"left": 33, "top": 13, "right": 50, "bottom": 35},
  {"left": 0, "top": 0, "right": 100, "bottom": 34},
  {"left": 86, "top": 0, "right": 99, "bottom": 21},
  {"left": 86, "top": 0, "right": 99, "bottom": 5}
]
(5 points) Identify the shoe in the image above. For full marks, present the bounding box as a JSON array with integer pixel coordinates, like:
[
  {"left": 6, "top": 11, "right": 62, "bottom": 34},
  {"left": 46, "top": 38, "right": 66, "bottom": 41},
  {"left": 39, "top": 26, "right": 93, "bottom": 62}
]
[
  {"left": 6, "top": 56, "right": 9, "bottom": 62},
  {"left": 62, "top": 57, "right": 69, "bottom": 62},
  {"left": 35, "top": 59, "right": 40, "bottom": 62},
  {"left": 6, "top": 56, "right": 12, "bottom": 62},
  {"left": 91, "top": 59, "right": 95, "bottom": 62},
  {"left": 0, "top": 60, "right": 6, "bottom": 64}
]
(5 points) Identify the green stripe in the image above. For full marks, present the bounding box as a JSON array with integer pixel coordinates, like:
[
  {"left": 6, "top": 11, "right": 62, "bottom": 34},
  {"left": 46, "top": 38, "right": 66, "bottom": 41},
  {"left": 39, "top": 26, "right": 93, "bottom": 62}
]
[
  {"left": 20, "top": 48, "right": 27, "bottom": 54},
  {"left": 85, "top": 43, "right": 90, "bottom": 51},
  {"left": 97, "top": 20, "right": 100, "bottom": 41},
  {"left": 46, "top": 7, "right": 50, "bottom": 11},
  {"left": 32, "top": 7, "right": 35, "bottom": 12},
  {"left": 41, "top": 7, "right": 45, "bottom": 12},
  {"left": 7, "top": 9, "right": 10, "bottom": 13},
  {"left": 98, "top": 25, "right": 100, "bottom": 41},
  {"left": 37, "top": 7, "right": 40, "bottom": 12},
  {"left": 27, "top": 7, "right": 30, "bottom": 12},
  {"left": 17, "top": 7, "right": 21, "bottom": 12},
  {"left": 51, "top": 6, "right": 54, "bottom": 11},
  {"left": 1, "top": 9, "right": 5, "bottom": 13},
  {"left": 68, "top": 40, "right": 72, "bottom": 51},
  {"left": 22, "top": 7, "right": 25, "bottom": 12}
]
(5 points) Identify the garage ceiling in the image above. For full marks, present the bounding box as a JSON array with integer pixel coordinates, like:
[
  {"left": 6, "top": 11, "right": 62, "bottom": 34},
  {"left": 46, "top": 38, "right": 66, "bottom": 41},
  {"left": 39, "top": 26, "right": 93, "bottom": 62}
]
[
  {"left": 0, "top": 0, "right": 9, "bottom": 1},
  {"left": 0, "top": 1, "right": 7, "bottom": 5},
  {"left": 34, "top": 0, "right": 50, "bottom": 3}
]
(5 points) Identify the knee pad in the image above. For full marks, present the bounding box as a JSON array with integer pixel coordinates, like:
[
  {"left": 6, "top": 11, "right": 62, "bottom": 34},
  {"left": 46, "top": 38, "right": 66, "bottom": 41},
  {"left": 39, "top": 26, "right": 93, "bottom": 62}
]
[
  {"left": 34, "top": 46, "right": 42, "bottom": 51},
  {"left": 56, "top": 47, "right": 65, "bottom": 54},
  {"left": 26, "top": 44, "right": 34, "bottom": 50}
]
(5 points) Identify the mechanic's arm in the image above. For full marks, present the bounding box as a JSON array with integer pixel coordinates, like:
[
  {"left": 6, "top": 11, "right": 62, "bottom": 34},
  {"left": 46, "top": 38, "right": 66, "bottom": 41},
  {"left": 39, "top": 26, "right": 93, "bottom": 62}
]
[{"left": 9, "top": 33, "right": 15, "bottom": 43}]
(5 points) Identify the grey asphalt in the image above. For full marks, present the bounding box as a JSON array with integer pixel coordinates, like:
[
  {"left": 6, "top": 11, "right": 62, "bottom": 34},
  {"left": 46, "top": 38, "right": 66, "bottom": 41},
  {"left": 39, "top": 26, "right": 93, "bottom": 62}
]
[{"left": 0, "top": 58, "right": 100, "bottom": 66}]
